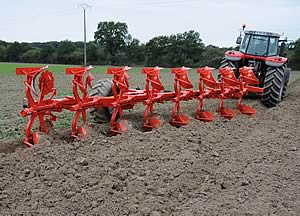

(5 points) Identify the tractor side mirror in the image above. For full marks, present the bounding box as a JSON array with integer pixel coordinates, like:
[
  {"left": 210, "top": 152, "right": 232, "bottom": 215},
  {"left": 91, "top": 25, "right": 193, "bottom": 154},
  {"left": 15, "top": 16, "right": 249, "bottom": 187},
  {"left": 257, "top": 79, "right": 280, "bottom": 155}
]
[{"left": 236, "top": 36, "right": 242, "bottom": 45}]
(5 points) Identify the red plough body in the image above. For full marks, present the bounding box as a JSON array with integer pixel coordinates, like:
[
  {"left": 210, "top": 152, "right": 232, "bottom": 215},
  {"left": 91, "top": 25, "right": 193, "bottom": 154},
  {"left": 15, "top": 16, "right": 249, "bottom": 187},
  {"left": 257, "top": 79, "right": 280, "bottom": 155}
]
[
  {"left": 196, "top": 66, "right": 264, "bottom": 121},
  {"left": 16, "top": 65, "right": 263, "bottom": 147}
]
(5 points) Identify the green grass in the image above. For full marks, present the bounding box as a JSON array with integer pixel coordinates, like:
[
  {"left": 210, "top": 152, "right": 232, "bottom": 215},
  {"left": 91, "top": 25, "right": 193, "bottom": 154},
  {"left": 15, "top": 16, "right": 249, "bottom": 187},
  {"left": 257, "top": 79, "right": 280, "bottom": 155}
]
[
  {"left": 0, "top": 62, "right": 69, "bottom": 74},
  {"left": 2, "top": 62, "right": 298, "bottom": 85},
  {"left": 0, "top": 62, "right": 147, "bottom": 75},
  {"left": 0, "top": 62, "right": 192, "bottom": 75}
]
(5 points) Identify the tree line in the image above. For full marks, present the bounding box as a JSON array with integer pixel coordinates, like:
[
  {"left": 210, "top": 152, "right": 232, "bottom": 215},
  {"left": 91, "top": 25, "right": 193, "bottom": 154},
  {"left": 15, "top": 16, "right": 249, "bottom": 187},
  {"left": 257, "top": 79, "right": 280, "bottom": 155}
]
[{"left": 0, "top": 21, "right": 299, "bottom": 69}]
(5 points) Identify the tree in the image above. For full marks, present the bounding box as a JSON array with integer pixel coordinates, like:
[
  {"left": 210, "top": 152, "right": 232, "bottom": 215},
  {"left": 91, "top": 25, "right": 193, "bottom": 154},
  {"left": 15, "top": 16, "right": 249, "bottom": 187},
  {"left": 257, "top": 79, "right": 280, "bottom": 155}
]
[
  {"left": 290, "top": 38, "right": 300, "bottom": 70},
  {"left": 86, "top": 42, "right": 98, "bottom": 64},
  {"left": 6, "top": 42, "right": 31, "bottom": 62},
  {"left": 56, "top": 40, "right": 77, "bottom": 64},
  {"left": 145, "top": 36, "right": 170, "bottom": 66},
  {"left": 167, "top": 30, "right": 205, "bottom": 67},
  {"left": 69, "top": 49, "right": 83, "bottom": 65},
  {"left": 145, "top": 31, "right": 205, "bottom": 67},
  {"left": 40, "top": 45, "right": 55, "bottom": 63},
  {"left": 0, "top": 45, "right": 7, "bottom": 61},
  {"left": 96, "top": 46, "right": 108, "bottom": 65},
  {"left": 20, "top": 49, "right": 41, "bottom": 63},
  {"left": 199, "top": 45, "right": 227, "bottom": 67},
  {"left": 0, "top": 28, "right": 232, "bottom": 68},
  {"left": 126, "top": 38, "right": 145, "bottom": 65},
  {"left": 0, "top": 40, "right": 8, "bottom": 61},
  {"left": 94, "top": 21, "right": 130, "bottom": 64},
  {"left": 0, "top": 40, "right": 7, "bottom": 47}
]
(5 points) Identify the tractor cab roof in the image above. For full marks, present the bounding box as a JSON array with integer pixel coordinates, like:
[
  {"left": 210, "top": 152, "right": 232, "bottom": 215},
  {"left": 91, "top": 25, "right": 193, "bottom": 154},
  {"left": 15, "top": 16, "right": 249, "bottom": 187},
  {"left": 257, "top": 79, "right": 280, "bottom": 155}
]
[{"left": 245, "top": 30, "right": 281, "bottom": 38}]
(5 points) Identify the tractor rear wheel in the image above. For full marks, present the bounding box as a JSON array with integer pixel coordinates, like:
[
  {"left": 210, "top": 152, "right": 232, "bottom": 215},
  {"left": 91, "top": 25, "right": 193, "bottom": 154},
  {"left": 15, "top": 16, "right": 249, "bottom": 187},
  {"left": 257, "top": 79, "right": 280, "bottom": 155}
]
[
  {"left": 219, "top": 59, "right": 239, "bottom": 79},
  {"left": 261, "top": 66, "right": 286, "bottom": 107},
  {"left": 282, "top": 81, "right": 288, "bottom": 98},
  {"left": 89, "top": 79, "right": 114, "bottom": 123}
]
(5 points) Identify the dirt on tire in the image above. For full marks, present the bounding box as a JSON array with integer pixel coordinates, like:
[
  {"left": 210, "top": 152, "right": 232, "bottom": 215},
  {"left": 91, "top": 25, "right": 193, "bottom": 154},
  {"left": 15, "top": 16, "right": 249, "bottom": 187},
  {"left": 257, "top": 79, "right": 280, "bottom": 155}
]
[{"left": 0, "top": 78, "right": 299, "bottom": 215}]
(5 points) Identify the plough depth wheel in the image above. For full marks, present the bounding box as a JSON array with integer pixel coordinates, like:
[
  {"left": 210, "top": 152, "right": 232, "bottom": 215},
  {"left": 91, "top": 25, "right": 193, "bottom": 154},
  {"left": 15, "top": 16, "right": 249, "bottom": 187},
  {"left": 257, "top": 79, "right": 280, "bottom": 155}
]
[{"left": 89, "top": 79, "right": 115, "bottom": 123}]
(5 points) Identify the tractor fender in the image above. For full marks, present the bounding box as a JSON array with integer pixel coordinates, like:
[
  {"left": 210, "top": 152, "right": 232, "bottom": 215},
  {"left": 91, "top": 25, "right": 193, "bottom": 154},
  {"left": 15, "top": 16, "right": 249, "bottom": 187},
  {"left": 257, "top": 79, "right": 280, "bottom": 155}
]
[
  {"left": 224, "top": 50, "right": 243, "bottom": 61},
  {"left": 265, "top": 56, "right": 288, "bottom": 67}
]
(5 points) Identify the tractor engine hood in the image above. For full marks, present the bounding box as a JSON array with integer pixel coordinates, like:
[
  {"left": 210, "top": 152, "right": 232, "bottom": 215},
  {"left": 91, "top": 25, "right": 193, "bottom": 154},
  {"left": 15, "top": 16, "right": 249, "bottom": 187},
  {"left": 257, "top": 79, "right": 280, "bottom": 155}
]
[
  {"left": 224, "top": 50, "right": 243, "bottom": 61},
  {"left": 265, "top": 56, "right": 287, "bottom": 67}
]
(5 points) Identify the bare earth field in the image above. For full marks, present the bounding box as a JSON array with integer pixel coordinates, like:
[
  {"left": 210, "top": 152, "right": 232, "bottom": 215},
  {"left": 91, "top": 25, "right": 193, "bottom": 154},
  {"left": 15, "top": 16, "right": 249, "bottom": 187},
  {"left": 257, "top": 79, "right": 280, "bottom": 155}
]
[{"left": 0, "top": 69, "right": 299, "bottom": 215}]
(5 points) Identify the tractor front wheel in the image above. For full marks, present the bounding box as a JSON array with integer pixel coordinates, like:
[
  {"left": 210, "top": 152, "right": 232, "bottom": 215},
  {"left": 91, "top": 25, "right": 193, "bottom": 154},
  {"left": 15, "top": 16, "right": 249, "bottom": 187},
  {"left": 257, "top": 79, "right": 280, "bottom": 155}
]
[{"left": 261, "top": 66, "right": 286, "bottom": 107}]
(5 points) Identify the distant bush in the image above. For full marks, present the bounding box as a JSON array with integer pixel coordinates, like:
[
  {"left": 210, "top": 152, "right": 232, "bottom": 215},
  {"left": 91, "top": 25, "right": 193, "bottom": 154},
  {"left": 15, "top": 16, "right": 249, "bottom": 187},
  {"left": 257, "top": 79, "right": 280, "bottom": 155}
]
[
  {"left": 290, "top": 38, "right": 300, "bottom": 70},
  {"left": 0, "top": 21, "right": 251, "bottom": 68}
]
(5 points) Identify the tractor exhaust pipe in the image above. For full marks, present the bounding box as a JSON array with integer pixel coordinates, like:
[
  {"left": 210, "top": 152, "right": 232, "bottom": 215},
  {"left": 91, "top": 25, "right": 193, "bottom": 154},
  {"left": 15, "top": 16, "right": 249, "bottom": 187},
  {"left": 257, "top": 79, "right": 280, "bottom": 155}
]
[{"left": 279, "top": 42, "right": 286, "bottom": 57}]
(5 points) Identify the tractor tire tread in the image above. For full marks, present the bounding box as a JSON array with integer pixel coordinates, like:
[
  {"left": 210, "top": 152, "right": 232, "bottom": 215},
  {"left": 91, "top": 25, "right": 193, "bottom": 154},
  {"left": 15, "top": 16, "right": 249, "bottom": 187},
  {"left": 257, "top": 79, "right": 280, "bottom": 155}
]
[
  {"left": 261, "top": 66, "right": 286, "bottom": 107},
  {"left": 89, "top": 79, "right": 114, "bottom": 123}
]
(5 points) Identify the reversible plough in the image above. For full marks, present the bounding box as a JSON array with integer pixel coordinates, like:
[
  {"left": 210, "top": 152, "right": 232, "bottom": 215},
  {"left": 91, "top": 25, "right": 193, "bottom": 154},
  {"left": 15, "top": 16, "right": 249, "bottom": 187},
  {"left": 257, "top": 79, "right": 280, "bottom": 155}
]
[{"left": 16, "top": 66, "right": 263, "bottom": 147}]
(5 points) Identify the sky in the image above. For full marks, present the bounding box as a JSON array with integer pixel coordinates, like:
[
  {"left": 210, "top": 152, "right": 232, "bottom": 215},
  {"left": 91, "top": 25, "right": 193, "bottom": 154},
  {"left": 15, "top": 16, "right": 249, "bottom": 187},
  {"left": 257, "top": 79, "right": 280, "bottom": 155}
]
[{"left": 1, "top": 0, "right": 299, "bottom": 47}]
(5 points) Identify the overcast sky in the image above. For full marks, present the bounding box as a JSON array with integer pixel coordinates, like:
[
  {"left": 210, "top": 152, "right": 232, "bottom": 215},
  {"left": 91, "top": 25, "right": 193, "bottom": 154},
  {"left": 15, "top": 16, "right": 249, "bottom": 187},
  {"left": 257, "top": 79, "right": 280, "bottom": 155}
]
[{"left": 1, "top": 0, "right": 299, "bottom": 47}]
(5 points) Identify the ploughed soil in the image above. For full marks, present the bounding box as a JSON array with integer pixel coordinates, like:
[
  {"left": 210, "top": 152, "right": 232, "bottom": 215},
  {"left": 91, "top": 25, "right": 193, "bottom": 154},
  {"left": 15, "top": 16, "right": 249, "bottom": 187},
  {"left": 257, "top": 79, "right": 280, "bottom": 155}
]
[{"left": 0, "top": 76, "right": 299, "bottom": 215}]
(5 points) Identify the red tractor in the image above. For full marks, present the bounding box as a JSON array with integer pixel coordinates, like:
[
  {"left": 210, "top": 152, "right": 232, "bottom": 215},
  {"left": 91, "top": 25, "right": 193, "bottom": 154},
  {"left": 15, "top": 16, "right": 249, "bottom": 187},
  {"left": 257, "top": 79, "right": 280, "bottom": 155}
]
[{"left": 220, "top": 25, "right": 292, "bottom": 107}]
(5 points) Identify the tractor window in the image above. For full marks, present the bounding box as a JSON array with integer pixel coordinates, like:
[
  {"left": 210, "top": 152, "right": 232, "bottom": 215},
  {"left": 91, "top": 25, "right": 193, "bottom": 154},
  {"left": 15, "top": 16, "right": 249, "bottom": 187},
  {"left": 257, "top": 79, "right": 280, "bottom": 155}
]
[
  {"left": 246, "top": 35, "right": 269, "bottom": 56},
  {"left": 268, "top": 37, "right": 278, "bottom": 56},
  {"left": 240, "top": 34, "right": 250, "bottom": 53}
]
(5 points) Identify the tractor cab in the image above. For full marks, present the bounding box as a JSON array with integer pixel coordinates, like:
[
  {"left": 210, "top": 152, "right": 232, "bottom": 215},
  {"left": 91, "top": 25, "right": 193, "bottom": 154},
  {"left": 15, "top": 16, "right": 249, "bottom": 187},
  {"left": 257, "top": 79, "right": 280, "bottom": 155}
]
[{"left": 238, "top": 31, "right": 281, "bottom": 57}]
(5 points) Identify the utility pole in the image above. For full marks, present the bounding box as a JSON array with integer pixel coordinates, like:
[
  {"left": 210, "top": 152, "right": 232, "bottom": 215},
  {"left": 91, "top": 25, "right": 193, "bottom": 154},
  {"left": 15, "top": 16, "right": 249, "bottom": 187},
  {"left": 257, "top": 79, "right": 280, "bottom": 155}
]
[{"left": 80, "top": 3, "right": 91, "bottom": 66}]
